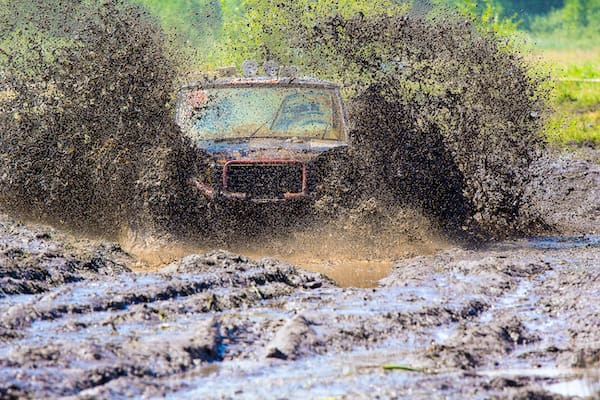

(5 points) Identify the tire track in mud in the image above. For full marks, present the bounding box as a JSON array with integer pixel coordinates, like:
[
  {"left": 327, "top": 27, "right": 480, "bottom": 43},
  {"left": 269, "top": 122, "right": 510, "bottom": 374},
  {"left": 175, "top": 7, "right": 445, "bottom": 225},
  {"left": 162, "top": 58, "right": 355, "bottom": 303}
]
[
  {"left": 381, "top": 250, "right": 550, "bottom": 371},
  {"left": 0, "top": 247, "right": 336, "bottom": 398},
  {"left": 383, "top": 241, "right": 600, "bottom": 397},
  {"left": 0, "top": 218, "right": 131, "bottom": 298}
]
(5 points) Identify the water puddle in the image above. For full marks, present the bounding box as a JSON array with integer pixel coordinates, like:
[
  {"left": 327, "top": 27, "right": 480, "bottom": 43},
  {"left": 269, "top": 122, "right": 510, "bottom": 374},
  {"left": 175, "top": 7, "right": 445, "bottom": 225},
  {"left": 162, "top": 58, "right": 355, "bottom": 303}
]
[
  {"left": 127, "top": 243, "right": 393, "bottom": 287},
  {"left": 479, "top": 368, "right": 600, "bottom": 399},
  {"left": 257, "top": 257, "right": 393, "bottom": 288},
  {"left": 495, "top": 234, "right": 600, "bottom": 251},
  {"left": 122, "top": 228, "right": 447, "bottom": 288},
  {"left": 546, "top": 378, "right": 600, "bottom": 398},
  {"left": 123, "top": 233, "right": 599, "bottom": 288}
]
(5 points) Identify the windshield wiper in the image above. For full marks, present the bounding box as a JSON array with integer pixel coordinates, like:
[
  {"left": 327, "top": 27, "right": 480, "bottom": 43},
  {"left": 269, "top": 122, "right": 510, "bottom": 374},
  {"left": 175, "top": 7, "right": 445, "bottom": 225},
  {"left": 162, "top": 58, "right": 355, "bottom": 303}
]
[
  {"left": 251, "top": 98, "right": 287, "bottom": 138},
  {"left": 320, "top": 122, "right": 332, "bottom": 140},
  {"left": 250, "top": 118, "right": 271, "bottom": 138}
]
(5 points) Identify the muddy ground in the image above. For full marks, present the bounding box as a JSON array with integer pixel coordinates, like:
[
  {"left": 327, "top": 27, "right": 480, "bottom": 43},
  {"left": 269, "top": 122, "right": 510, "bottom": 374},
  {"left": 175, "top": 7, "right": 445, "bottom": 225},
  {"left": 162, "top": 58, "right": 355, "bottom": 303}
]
[{"left": 0, "top": 150, "right": 599, "bottom": 400}]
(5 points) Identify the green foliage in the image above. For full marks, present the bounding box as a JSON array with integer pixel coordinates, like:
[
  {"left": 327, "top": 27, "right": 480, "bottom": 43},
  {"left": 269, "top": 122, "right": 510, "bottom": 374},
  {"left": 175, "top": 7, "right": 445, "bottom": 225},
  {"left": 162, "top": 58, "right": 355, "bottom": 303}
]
[
  {"left": 130, "top": 0, "right": 224, "bottom": 68},
  {"left": 453, "top": 0, "right": 519, "bottom": 32},
  {"left": 546, "top": 105, "right": 600, "bottom": 147},
  {"left": 541, "top": 48, "right": 600, "bottom": 147},
  {"left": 529, "top": 0, "right": 600, "bottom": 48},
  {"left": 495, "top": 0, "right": 563, "bottom": 17},
  {"left": 490, "top": 0, "right": 563, "bottom": 29}
]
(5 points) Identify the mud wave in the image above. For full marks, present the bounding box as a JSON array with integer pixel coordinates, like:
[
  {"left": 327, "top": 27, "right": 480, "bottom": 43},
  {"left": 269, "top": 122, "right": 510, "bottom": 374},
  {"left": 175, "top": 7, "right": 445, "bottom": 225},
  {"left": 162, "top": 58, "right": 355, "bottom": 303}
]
[
  {"left": 0, "top": 0, "right": 200, "bottom": 237},
  {"left": 289, "top": 11, "right": 550, "bottom": 239}
]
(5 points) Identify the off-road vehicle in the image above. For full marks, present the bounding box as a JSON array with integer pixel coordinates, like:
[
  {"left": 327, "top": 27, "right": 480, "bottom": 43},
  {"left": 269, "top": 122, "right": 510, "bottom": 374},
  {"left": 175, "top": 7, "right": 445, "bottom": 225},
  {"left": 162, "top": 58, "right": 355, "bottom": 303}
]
[{"left": 175, "top": 71, "right": 349, "bottom": 203}]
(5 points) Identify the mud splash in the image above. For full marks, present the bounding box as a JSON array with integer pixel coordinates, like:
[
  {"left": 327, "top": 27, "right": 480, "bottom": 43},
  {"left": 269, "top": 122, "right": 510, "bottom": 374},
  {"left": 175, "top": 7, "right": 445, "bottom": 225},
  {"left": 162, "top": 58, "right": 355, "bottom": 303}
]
[
  {"left": 0, "top": 0, "right": 200, "bottom": 236},
  {"left": 121, "top": 208, "right": 449, "bottom": 287},
  {"left": 1, "top": 0, "right": 552, "bottom": 244},
  {"left": 241, "top": 3, "right": 550, "bottom": 238}
]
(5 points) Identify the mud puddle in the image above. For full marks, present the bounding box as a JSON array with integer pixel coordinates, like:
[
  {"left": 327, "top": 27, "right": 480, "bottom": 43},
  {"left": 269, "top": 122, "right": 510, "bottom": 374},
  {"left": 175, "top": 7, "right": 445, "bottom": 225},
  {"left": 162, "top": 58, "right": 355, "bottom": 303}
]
[
  {"left": 128, "top": 242, "right": 396, "bottom": 288},
  {"left": 123, "top": 228, "right": 448, "bottom": 288}
]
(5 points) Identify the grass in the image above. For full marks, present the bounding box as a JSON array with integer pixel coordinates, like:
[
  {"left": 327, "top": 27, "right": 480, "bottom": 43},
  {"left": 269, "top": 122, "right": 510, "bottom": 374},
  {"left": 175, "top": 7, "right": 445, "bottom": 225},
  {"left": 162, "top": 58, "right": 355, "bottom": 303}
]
[
  {"left": 382, "top": 365, "right": 429, "bottom": 372},
  {"left": 532, "top": 45, "right": 600, "bottom": 148}
]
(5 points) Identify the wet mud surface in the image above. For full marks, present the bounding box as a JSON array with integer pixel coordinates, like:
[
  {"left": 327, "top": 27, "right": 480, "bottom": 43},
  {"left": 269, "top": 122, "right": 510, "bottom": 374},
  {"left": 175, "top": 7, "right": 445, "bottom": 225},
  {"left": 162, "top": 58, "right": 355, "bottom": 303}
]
[
  {"left": 526, "top": 150, "right": 600, "bottom": 235},
  {"left": 1, "top": 148, "right": 599, "bottom": 400},
  {"left": 0, "top": 219, "right": 131, "bottom": 297}
]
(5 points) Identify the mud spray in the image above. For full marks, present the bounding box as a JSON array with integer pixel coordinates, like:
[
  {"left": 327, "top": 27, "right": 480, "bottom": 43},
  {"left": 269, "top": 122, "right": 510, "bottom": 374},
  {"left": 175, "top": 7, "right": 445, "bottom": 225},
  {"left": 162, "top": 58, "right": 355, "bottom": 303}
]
[{"left": 0, "top": 1, "right": 551, "bottom": 283}]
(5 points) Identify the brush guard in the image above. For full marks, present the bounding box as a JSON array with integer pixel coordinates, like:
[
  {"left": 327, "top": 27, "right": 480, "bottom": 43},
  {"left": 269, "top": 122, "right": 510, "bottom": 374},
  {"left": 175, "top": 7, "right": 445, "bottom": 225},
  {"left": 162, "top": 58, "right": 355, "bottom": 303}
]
[{"left": 222, "top": 160, "right": 307, "bottom": 202}]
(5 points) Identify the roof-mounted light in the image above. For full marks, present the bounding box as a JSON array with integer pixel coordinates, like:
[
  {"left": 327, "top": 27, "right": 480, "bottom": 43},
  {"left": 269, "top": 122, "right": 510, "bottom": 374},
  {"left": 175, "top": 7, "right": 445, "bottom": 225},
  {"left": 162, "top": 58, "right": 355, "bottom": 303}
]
[
  {"left": 262, "top": 60, "right": 279, "bottom": 77},
  {"left": 242, "top": 60, "right": 258, "bottom": 77}
]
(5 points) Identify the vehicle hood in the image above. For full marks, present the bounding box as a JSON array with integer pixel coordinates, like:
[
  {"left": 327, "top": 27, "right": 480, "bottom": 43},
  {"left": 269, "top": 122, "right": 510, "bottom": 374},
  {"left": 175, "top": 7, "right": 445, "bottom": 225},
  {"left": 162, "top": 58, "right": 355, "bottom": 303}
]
[{"left": 197, "top": 138, "right": 347, "bottom": 163}]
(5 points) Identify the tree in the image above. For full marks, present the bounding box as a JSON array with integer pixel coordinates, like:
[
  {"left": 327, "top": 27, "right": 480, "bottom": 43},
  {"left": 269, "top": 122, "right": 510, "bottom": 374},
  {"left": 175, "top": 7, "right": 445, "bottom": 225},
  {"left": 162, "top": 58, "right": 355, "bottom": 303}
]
[{"left": 563, "top": 0, "right": 585, "bottom": 31}]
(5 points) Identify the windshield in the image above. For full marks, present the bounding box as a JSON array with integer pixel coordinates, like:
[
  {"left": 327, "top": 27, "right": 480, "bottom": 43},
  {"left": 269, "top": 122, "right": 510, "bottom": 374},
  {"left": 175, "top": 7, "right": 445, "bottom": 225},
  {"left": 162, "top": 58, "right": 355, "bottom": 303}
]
[{"left": 175, "top": 86, "right": 345, "bottom": 141}]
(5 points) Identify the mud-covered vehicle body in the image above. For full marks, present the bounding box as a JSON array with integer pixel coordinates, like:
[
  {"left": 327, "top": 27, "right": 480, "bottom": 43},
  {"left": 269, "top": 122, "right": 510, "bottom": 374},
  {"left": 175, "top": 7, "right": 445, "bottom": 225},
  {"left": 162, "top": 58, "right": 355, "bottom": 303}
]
[{"left": 175, "top": 77, "right": 349, "bottom": 203}]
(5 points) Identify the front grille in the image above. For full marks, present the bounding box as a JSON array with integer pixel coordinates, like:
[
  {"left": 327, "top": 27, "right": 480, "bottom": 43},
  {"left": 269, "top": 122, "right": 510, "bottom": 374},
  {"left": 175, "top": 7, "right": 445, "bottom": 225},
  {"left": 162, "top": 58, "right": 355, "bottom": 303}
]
[{"left": 223, "top": 162, "right": 305, "bottom": 199}]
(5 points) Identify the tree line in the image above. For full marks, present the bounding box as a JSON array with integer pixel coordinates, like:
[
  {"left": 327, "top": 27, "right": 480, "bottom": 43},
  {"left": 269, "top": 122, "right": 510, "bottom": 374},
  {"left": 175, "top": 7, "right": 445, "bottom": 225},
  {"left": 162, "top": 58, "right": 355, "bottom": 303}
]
[{"left": 131, "top": 0, "right": 598, "bottom": 57}]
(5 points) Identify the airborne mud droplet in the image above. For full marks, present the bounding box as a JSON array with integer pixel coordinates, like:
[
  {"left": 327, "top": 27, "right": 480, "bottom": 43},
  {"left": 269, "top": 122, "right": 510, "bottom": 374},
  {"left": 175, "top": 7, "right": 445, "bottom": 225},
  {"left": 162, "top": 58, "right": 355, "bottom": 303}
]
[
  {"left": 287, "top": 10, "right": 549, "bottom": 239},
  {"left": 0, "top": 0, "right": 201, "bottom": 238}
]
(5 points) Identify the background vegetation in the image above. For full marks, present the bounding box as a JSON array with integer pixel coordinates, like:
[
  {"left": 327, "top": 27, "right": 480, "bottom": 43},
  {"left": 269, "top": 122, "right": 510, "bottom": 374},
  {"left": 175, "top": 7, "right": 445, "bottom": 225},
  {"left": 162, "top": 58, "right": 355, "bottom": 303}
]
[{"left": 136, "top": 0, "right": 599, "bottom": 148}]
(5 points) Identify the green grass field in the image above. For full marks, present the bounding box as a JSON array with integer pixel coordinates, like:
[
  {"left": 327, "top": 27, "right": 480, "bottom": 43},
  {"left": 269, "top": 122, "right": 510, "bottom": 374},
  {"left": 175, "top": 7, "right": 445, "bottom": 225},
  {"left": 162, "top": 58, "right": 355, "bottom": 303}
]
[{"left": 534, "top": 46, "right": 600, "bottom": 148}]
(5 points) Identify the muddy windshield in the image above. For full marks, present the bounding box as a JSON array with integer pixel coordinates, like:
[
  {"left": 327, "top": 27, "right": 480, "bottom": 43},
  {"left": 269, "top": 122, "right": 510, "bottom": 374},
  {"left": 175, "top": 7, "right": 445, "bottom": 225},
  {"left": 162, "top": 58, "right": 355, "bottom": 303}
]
[{"left": 176, "top": 86, "right": 345, "bottom": 141}]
